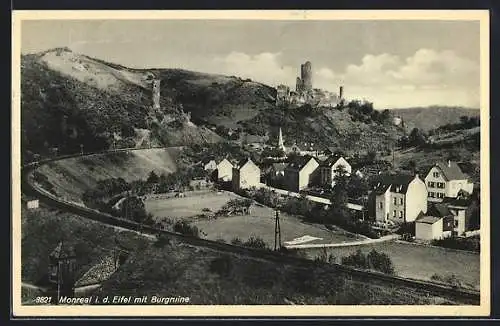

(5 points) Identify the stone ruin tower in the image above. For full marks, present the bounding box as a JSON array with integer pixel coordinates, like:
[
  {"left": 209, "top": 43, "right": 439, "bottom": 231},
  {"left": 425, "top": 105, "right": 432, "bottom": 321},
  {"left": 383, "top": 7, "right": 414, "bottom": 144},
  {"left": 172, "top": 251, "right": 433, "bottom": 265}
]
[{"left": 300, "top": 61, "right": 313, "bottom": 92}]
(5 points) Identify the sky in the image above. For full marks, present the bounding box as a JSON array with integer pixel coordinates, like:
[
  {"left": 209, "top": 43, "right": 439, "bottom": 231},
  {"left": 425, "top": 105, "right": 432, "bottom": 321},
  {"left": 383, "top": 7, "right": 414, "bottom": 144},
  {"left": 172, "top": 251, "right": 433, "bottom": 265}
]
[{"left": 21, "top": 19, "right": 481, "bottom": 109}]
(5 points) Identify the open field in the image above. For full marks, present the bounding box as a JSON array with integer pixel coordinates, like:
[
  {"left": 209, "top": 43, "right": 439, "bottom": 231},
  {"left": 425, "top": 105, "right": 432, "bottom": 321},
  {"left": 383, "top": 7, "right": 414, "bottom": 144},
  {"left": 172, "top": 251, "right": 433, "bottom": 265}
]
[
  {"left": 33, "top": 148, "right": 181, "bottom": 204},
  {"left": 96, "top": 238, "right": 459, "bottom": 305},
  {"left": 144, "top": 190, "right": 234, "bottom": 219},
  {"left": 302, "top": 241, "right": 480, "bottom": 290},
  {"left": 145, "top": 191, "right": 365, "bottom": 247}
]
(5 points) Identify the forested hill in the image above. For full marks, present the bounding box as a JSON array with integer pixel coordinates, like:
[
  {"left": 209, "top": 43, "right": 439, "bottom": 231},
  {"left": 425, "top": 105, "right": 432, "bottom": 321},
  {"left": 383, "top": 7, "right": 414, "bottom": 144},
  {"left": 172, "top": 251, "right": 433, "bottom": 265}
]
[
  {"left": 22, "top": 47, "right": 409, "bottom": 160},
  {"left": 390, "top": 106, "right": 480, "bottom": 131}
]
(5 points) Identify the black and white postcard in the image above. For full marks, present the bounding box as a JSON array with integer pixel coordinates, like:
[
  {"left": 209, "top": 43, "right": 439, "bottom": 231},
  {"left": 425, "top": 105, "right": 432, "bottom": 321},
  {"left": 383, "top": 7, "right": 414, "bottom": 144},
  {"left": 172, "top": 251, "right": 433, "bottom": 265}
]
[{"left": 11, "top": 10, "right": 490, "bottom": 317}]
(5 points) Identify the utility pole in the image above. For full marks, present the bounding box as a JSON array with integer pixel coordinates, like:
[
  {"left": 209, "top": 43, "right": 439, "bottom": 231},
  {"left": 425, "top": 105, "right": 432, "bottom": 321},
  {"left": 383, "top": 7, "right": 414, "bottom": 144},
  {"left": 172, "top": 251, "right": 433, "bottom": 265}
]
[{"left": 274, "top": 209, "right": 281, "bottom": 251}]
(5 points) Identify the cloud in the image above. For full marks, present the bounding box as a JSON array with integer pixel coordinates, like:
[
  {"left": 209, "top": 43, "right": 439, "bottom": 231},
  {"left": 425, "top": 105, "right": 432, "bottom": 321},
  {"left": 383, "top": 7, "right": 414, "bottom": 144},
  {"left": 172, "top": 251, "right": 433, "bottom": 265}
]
[
  {"left": 204, "top": 48, "right": 479, "bottom": 108},
  {"left": 211, "top": 51, "right": 297, "bottom": 86}
]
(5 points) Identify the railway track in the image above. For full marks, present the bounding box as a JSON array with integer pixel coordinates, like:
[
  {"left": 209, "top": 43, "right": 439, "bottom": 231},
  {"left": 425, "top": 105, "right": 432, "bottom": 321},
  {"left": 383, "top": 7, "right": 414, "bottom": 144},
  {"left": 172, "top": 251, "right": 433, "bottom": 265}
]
[{"left": 20, "top": 150, "right": 481, "bottom": 305}]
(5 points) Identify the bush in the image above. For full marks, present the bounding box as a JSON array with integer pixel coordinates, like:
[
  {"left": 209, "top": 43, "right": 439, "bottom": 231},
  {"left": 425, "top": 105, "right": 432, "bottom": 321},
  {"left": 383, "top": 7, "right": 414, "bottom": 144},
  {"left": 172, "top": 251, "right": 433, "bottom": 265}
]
[
  {"left": 341, "top": 249, "right": 395, "bottom": 275},
  {"left": 230, "top": 237, "right": 243, "bottom": 246},
  {"left": 431, "top": 236, "right": 479, "bottom": 252},
  {"left": 242, "top": 236, "right": 268, "bottom": 250},
  {"left": 173, "top": 221, "right": 200, "bottom": 238}
]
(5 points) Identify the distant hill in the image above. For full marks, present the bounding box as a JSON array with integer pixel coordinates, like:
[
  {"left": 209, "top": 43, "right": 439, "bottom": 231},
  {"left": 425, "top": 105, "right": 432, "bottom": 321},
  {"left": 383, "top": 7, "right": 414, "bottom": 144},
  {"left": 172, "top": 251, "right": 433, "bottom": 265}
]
[
  {"left": 21, "top": 47, "right": 412, "bottom": 160},
  {"left": 389, "top": 106, "right": 480, "bottom": 131},
  {"left": 21, "top": 48, "right": 222, "bottom": 161}
]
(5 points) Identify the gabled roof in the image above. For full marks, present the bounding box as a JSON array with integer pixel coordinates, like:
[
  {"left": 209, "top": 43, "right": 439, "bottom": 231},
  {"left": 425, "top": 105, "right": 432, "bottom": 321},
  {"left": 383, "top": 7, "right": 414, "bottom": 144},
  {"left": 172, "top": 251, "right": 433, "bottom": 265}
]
[
  {"left": 286, "top": 155, "right": 317, "bottom": 171},
  {"left": 201, "top": 156, "right": 216, "bottom": 165},
  {"left": 428, "top": 203, "right": 452, "bottom": 218},
  {"left": 371, "top": 174, "right": 415, "bottom": 195},
  {"left": 217, "top": 158, "right": 233, "bottom": 167},
  {"left": 430, "top": 161, "right": 468, "bottom": 181},
  {"left": 234, "top": 158, "right": 257, "bottom": 170},
  {"left": 320, "top": 155, "right": 348, "bottom": 168},
  {"left": 416, "top": 215, "right": 442, "bottom": 225}
]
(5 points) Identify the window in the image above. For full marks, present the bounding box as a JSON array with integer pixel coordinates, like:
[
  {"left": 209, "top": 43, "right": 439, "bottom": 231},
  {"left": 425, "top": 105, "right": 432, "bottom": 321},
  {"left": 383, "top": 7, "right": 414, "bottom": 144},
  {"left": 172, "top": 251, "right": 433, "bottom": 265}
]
[
  {"left": 394, "top": 198, "right": 397, "bottom": 205},
  {"left": 429, "top": 192, "right": 435, "bottom": 198},
  {"left": 428, "top": 181, "right": 435, "bottom": 188},
  {"left": 437, "top": 193, "right": 444, "bottom": 198},
  {"left": 454, "top": 220, "right": 458, "bottom": 228},
  {"left": 399, "top": 211, "right": 403, "bottom": 219},
  {"left": 433, "top": 172, "right": 440, "bottom": 178},
  {"left": 437, "top": 182, "right": 445, "bottom": 189},
  {"left": 400, "top": 198, "right": 404, "bottom": 205},
  {"left": 393, "top": 210, "right": 396, "bottom": 218},
  {"left": 379, "top": 202, "right": 383, "bottom": 209}
]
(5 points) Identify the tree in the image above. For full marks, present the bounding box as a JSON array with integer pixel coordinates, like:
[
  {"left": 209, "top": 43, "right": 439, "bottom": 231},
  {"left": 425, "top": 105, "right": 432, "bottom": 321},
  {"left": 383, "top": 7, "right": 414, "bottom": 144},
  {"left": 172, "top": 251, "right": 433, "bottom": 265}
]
[
  {"left": 147, "top": 170, "right": 159, "bottom": 184},
  {"left": 346, "top": 174, "right": 369, "bottom": 199},
  {"left": 328, "top": 165, "right": 351, "bottom": 225},
  {"left": 408, "top": 128, "right": 427, "bottom": 147}
]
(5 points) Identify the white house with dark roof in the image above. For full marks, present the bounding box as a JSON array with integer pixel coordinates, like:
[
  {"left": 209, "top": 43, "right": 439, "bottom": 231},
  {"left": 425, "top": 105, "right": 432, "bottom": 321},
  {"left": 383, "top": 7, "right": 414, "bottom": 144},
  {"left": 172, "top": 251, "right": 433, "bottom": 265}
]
[
  {"left": 424, "top": 161, "right": 474, "bottom": 202},
  {"left": 284, "top": 155, "right": 319, "bottom": 192},
  {"left": 319, "top": 155, "right": 352, "bottom": 187},
  {"left": 232, "top": 158, "right": 261, "bottom": 190},
  {"left": 369, "top": 174, "right": 427, "bottom": 224},
  {"left": 202, "top": 157, "right": 217, "bottom": 171},
  {"left": 415, "top": 203, "right": 456, "bottom": 240}
]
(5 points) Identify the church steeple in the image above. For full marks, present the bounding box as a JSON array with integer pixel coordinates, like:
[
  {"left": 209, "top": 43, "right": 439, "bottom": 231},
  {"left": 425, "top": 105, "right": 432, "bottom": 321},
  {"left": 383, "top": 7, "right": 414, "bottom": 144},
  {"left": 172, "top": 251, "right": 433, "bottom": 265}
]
[{"left": 278, "top": 128, "right": 286, "bottom": 152}]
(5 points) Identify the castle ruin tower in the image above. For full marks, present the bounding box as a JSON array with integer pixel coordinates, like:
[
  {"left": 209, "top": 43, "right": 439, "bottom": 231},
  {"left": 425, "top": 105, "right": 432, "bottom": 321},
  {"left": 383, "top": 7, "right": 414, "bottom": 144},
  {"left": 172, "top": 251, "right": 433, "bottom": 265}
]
[
  {"left": 152, "top": 79, "right": 161, "bottom": 110},
  {"left": 296, "top": 77, "right": 303, "bottom": 92},
  {"left": 301, "top": 61, "right": 313, "bottom": 92},
  {"left": 278, "top": 128, "right": 286, "bottom": 152}
]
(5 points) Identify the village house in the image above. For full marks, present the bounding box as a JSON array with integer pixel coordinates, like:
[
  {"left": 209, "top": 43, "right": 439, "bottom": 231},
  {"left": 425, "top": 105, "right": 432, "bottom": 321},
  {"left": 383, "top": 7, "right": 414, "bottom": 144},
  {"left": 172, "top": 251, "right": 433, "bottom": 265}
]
[
  {"left": 232, "top": 158, "right": 261, "bottom": 190},
  {"left": 369, "top": 174, "right": 427, "bottom": 224},
  {"left": 201, "top": 157, "right": 217, "bottom": 171},
  {"left": 284, "top": 155, "right": 320, "bottom": 192},
  {"left": 415, "top": 200, "right": 470, "bottom": 240},
  {"left": 319, "top": 155, "right": 352, "bottom": 187},
  {"left": 216, "top": 158, "right": 234, "bottom": 182},
  {"left": 424, "top": 161, "right": 474, "bottom": 202}
]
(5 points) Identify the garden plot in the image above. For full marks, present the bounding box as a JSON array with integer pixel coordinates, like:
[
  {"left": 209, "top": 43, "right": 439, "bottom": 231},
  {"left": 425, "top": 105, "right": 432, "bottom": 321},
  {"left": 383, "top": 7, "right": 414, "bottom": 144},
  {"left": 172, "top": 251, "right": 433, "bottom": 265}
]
[{"left": 145, "top": 191, "right": 364, "bottom": 247}]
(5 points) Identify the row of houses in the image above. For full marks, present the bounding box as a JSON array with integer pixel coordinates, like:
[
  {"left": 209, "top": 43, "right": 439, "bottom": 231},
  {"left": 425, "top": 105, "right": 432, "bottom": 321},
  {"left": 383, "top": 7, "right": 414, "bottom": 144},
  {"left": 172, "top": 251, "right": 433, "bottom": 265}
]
[
  {"left": 202, "top": 154, "right": 353, "bottom": 193},
  {"left": 367, "top": 160, "right": 477, "bottom": 240},
  {"left": 203, "top": 155, "right": 478, "bottom": 240}
]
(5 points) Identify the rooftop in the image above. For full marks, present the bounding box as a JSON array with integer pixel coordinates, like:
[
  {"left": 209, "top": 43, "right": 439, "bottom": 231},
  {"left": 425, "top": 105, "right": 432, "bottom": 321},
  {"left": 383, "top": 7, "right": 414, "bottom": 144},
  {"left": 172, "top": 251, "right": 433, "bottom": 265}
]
[
  {"left": 286, "top": 155, "right": 317, "bottom": 171},
  {"left": 416, "top": 215, "right": 442, "bottom": 224},
  {"left": 371, "top": 174, "right": 416, "bottom": 195},
  {"left": 431, "top": 161, "right": 468, "bottom": 181}
]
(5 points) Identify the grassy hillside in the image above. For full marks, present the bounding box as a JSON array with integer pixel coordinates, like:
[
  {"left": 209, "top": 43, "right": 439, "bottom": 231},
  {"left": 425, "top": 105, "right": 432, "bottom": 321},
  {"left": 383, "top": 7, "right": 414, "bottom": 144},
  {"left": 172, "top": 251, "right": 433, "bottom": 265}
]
[
  {"left": 21, "top": 48, "right": 220, "bottom": 161},
  {"left": 157, "top": 69, "right": 276, "bottom": 128},
  {"left": 21, "top": 205, "right": 150, "bottom": 286},
  {"left": 245, "top": 106, "right": 403, "bottom": 153},
  {"left": 390, "top": 106, "right": 480, "bottom": 131},
  {"left": 33, "top": 148, "right": 182, "bottom": 204},
  {"left": 22, "top": 48, "right": 410, "bottom": 160},
  {"left": 96, "top": 238, "right": 458, "bottom": 305}
]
